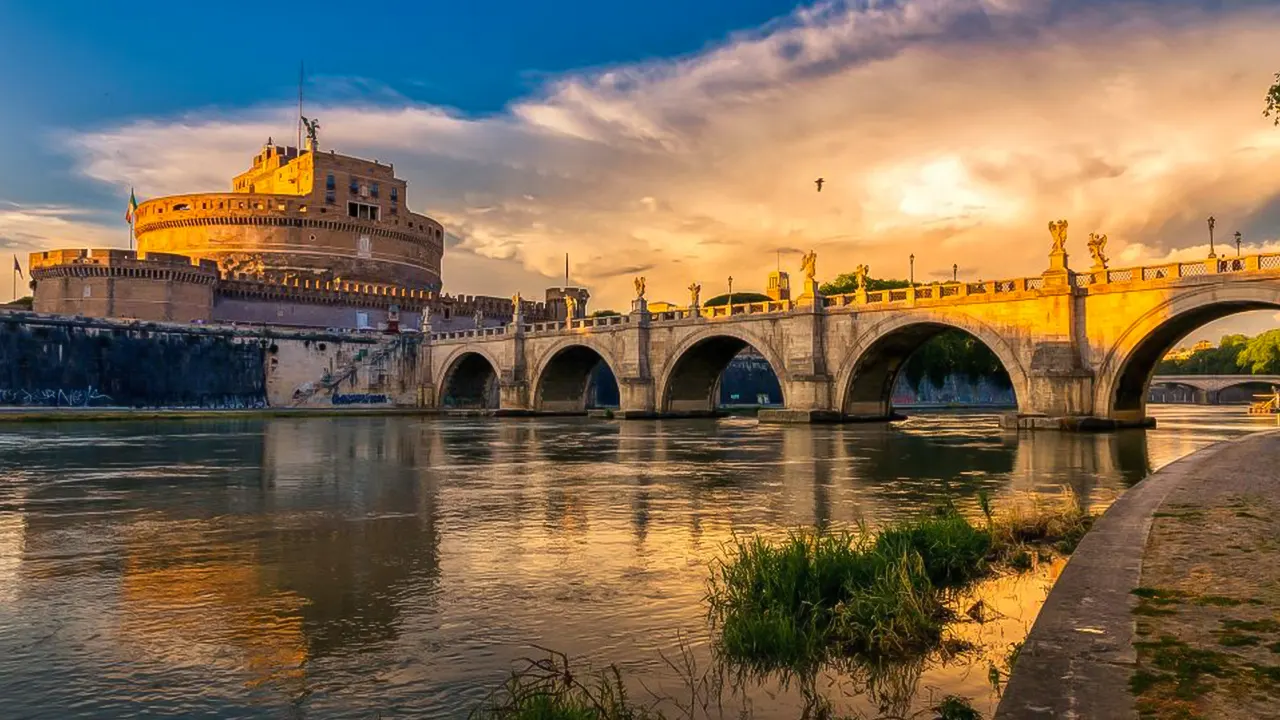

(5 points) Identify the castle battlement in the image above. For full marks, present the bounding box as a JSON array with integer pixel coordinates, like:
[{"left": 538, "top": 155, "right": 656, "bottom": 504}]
[{"left": 30, "top": 247, "right": 554, "bottom": 328}]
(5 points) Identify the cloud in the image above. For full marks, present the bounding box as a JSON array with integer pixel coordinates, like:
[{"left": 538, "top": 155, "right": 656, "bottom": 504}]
[
  {"left": 47, "top": 0, "right": 1280, "bottom": 312},
  {"left": 0, "top": 204, "right": 123, "bottom": 284}
]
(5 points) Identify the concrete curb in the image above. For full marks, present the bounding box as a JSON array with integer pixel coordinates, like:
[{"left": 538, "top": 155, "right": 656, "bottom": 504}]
[{"left": 995, "top": 429, "right": 1280, "bottom": 719}]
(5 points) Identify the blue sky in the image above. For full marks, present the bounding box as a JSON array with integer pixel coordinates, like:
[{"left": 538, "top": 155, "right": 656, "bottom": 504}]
[
  {"left": 0, "top": 0, "right": 803, "bottom": 206},
  {"left": 3, "top": 0, "right": 1280, "bottom": 344}
]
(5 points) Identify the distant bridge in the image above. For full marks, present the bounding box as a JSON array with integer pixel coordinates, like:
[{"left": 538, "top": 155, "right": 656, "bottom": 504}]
[
  {"left": 418, "top": 247, "right": 1280, "bottom": 428},
  {"left": 1149, "top": 374, "right": 1280, "bottom": 404}
]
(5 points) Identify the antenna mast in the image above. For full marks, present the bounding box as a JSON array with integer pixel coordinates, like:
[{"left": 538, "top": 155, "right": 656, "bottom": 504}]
[
  {"left": 565, "top": 253, "right": 569, "bottom": 287},
  {"left": 297, "top": 61, "right": 304, "bottom": 152}
]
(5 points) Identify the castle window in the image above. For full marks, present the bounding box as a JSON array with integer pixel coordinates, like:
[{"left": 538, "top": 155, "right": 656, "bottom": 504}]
[
  {"left": 390, "top": 187, "right": 398, "bottom": 203},
  {"left": 326, "top": 174, "right": 335, "bottom": 190},
  {"left": 325, "top": 191, "right": 335, "bottom": 204},
  {"left": 390, "top": 206, "right": 398, "bottom": 216},
  {"left": 349, "top": 177, "right": 359, "bottom": 195},
  {"left": 371, "top": 182, "right": 379, "bottom": 199},
  {"left": 173, "top": 203, "right": 190, "bottom": 211},
  {"left": 249, "top": 184, "right": 255, "bottom": 193},
  {"left": 299, "top": 204, "right": 307, "bottom": 213},
  {"left": 347, "top": 202, "right": 379, "bottom": 221}
]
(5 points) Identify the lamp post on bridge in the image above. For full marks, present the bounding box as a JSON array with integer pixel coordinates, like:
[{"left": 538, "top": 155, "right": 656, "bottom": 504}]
[
  {"left": 952, "top": 263, "right": 958, "bottom": 282},
  {"left": 727, "top": 275, "right": 733, "bottom": 309},
  {"left": 909, "top": 253, "right": 915, "bottom": 285},
  {"left": 1207, "top": 216, "right": 1217, "bottom": 259},
  {"left": 1236, "top": 231, "right": 1243, "bottom": 257}
]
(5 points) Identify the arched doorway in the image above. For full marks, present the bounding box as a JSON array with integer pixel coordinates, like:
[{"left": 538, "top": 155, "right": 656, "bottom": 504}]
[
  {"left": 533, "top": 345, "right": 620, "bottom": 413},
  {"left": 439, "top": 352, "right": 500, "bottom": 409},
  {"left": 841, "top": 321, "right": 1021, "bottom": 419},
  {"left": 660, "top": 334, "right": 785, "bottom": 415}
]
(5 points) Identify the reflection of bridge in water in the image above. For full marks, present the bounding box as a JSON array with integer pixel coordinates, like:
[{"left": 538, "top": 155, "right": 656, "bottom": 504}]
[
  {"left": 1149, "top": 374, "right": 1280, "bottom": 404},
  {"left": 423, "top": 244, "right": 1280, "bottom": 428}
]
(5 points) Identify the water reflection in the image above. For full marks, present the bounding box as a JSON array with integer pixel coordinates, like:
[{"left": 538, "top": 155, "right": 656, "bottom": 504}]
[{"left": 0, "top": 406, "right": 1265, "bottom": 718}]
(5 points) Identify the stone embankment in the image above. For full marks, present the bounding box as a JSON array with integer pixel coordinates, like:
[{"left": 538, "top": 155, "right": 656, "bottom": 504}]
[
  {"left": 0, "top": 311, "right": 427, "bottom": 413},
  {"left": 997, "top": 429, "right": 1280, "bottom": 719}
]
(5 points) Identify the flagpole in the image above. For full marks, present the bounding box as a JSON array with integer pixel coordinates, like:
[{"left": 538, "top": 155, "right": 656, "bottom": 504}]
[{"left": 298, "top": 60, "right": 304, "bottom": 152}]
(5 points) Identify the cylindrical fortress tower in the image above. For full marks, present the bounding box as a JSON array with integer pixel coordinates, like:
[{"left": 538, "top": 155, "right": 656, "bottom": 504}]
[{"left": 133, "top": 140, "right": 444, "bottom": 291}]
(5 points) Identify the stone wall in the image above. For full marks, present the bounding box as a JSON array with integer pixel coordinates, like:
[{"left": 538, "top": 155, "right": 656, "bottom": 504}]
[
  {"left": 0, "top": 312, "right": 426, "bottom": 409},
  {"left": 0, "top": 313, "right": 267, "bottom": 408}
]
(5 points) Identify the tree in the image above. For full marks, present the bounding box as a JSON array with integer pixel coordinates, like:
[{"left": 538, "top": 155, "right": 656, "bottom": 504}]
[
  {"left": 704, "top": 292, "right": 772, "bottom": 306},
  {"left": 820, "top": 273, "right": 910, "bottom": 296},
  {"left": 1237, "top": 329, "right": 1280, "bottom": 374},
  {"left": 1267, "top": 72, "right": 1280, "bottom": 126},
  {"left": 591, "top": 309, "right": 621, "bottom": 317}
]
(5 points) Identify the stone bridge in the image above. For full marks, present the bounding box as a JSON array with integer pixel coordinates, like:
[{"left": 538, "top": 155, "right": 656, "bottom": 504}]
[
  {"left": 1149, "top": 374, "right": 1280, "bottom": 404},
  {"left": 417, "top": 248, "right": 1280, "bottom": 428}
]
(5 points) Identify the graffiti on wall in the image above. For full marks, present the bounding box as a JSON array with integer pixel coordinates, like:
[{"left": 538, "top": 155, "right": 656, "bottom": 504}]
[
  {"left": 332, "top": 393, "right": 389, "bottom": 405},
  {"left": 0, "top": 387, "right": 113, "bottom": 407}
]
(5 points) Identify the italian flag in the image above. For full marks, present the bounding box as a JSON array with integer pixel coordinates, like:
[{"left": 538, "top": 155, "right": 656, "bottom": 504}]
[{"left": 125, "top": 188, "right": 138, "bottom": 224}]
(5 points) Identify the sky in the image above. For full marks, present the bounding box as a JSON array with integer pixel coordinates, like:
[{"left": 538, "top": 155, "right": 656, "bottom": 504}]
[{"left": 2, "top": 0, "right": 1280, "bottom": 345}]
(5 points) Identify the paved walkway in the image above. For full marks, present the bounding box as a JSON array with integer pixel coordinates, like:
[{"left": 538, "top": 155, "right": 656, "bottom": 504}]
[{"left": 997, "top": 429, "right": 1280, "bottom": 719}]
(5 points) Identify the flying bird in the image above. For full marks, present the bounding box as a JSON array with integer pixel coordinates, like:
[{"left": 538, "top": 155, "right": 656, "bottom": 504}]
[{"left": 815, "top": 177, "right": 824, "bottom": 192}]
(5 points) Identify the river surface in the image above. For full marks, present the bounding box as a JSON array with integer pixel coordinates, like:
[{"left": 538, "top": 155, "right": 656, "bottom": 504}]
[{"left": 0, "top": 405, "right": 1270, "bottom": 718}]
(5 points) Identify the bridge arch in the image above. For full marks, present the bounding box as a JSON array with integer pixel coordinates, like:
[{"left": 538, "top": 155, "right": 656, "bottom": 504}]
[
  {"left": 1096, "top": 283, "right": 1280, "bottom": 421},
  {"left": 656, "top": 326, "right": 787, "bottom": 414},
  {"left": 529, "top": 337, "right": 623, "bottom": 412},
  {"left": 437, "top": 347, "right": 502, "bottom": 409},
  {"left": 836, "top": 312, "right": 1029, "bottom": 418}
]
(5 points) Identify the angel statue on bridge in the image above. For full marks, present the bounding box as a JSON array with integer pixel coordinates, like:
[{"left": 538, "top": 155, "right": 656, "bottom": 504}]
[
  {"left": 800, "top": 250, "right": 818, "bottom": 281},
  {"left": 688, "top": 282, "right": 702, "bottom": 308},
  {"left": 1087, "top": 233, "right": 1109, "bottom": 271},
  {"left": 512, "top": 292, "right": 522, "bottom": 317},
  {"left": 854, "top": 264, "right": 870, "bottom": 291},
  {"left": 634, "top": 276, "right": 646, "bottom": 299},
  {"left": 1049, "top": 219, "right": 1069, "bottom": 255},
  {"left": 565, "top": 294, "right": 578, "bottom": 320}
]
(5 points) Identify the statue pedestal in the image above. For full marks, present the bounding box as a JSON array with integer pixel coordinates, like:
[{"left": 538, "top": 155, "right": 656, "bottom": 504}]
[
  {"left": 631, "top": 298, "right": 648, "bottom": 314},
  {"left": 1042, "top": 250, "right": 1073, "bottom": 290},
  {"left": 796, "top": 278, "right": 822, "bottom": 306}
]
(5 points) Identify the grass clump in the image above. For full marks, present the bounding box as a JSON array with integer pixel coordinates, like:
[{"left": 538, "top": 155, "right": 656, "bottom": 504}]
[
  {"left": 931, "top": 695, "right": 982, "bottom": 719},
  {"left": 706, "top": 496, "right": 1095, "bottom": 669},
  {"left": 987, "top": 492, "right": 1094, "bottom": 556},
  {"left": 469, "top": 649, "right": 659, "bottom": 720},
  {"left": 706, "top": 527, "right": 953, "bottom": 664}
]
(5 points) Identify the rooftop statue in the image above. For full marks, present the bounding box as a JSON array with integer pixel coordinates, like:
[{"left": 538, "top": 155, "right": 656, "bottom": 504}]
[
  {"left": 800, "top": 250, "right": 817, "bottom": 280},
  {"left": 688, "top": 282, "right": 701, "bottom": 308},
  {"left": 301, "top": 116, "right": 320, "bottom": 149},
  {"left": 1088, "top": 232, "right": 1109, "bottom": 270},
  {"left": 635, "top": 276, "right": 646, "bottom": 299},
  {"left": 1049, "top": 219, "right": 1069, "bottom": 255}
]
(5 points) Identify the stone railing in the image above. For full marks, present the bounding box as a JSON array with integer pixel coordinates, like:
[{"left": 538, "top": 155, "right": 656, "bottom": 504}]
[
  {"left": 651, "top": 299, "right": 795, "bottom": 322},
  {"left": 427, "top": 250, "right": 1280, "bottom": 342},
  {"left": 430, "top": 326, "right": 510, "bottom": 341}
]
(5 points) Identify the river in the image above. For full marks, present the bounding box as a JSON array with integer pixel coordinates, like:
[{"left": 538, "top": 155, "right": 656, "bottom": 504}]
[{"left": 0, "top": 406, "right": 1269, "bottom": 718}]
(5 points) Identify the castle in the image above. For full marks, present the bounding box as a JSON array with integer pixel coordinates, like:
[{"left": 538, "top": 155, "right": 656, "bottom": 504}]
[{"left": 27, "top": 138, "right": 590, "bottom": 331}]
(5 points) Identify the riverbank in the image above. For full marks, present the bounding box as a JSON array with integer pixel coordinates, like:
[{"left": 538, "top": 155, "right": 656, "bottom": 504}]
[{"left": 997, "top": 429, "right": 1280, "bottom": 719}]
